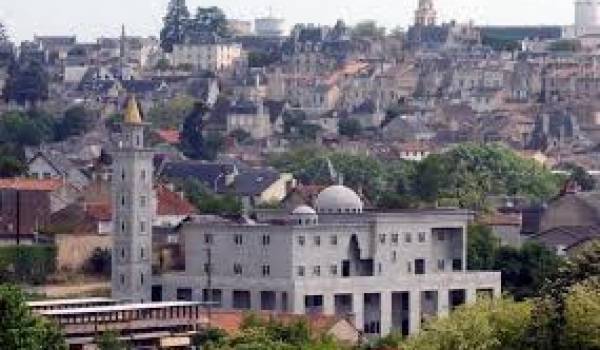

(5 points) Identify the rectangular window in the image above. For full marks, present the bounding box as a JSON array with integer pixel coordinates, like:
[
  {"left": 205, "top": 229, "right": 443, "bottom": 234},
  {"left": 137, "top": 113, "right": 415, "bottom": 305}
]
[
  {"left": 205, "top": 234, "right": 214, "bottom": 245},
  {"left": 297, "top": 266, "right": 305, "bottom": 277},
  {"left": 391, "top": 234, "right": 399, "bottom": 244},
  {"left": 140, "top": 273, "right": 144, "bottom": 285},
  {"left": 233, "top": 263, "right": 243, "bottom": 275},
  {"left": 379, "top": 234, "right": 386, "bottom": 244},
  {"left": 139, "top": 221, "right": 146, "bottom": 233},
  {"left": 415, "top": 259, "right": 426, "bottom": 275},
  {"left": 330, "top": 264, "right": 338, "bottom": 276},
  {"left": 262, "top": 235, "right": 271, "bottom": 245},
  {"left": 313, "top": 266, "right": 321, "bottom": 276},
  {"left": 262, "top": 265, "right": 271, "bottom": 277},
  {"left": 452, "top": 259, "right": 463, "bottom": 271},
  {"left": 391, "top": 251, "right": 398, "bottom": 262},
  {"left": 437, "top": 259, "right": 445, "bottom": 271},
  {"left": 234, "top": 234, "right": 243, "bottom": 245},
  {"left": 330, "top": 235, "right": 338, "bottom": 245},
  {"left": 404, "top": 233, "right": 412, "bottom": 243},
  {"left": 314, "top": 236, "right": 321, "bottom": 246},
  {"left": 418, "top": 232, "right": 427, "bottom": 243},
  {"left": 298, "top": 236, "right": 305, "bottom": 246},
  {"left": 437, "top": 231, "right": 446, "bottom": 241},
  {"left": 203, "top": 263, "right": 211, "bottom": 274},
  {"left": 140, "top": 196, "right": 147, "bottom": 208}
]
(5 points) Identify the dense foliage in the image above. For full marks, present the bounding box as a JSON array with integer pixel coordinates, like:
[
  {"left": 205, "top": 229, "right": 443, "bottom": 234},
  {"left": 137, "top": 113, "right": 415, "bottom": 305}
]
[
  {"left": 269, "top": 144, "right": 561, "bottom": 210},
  {"left": 160, "top": 0, "right": 190, "bottom": 53},
  {"left": 467, "top": 224, "right": 561, "bottom": 300},
  {"left": 147, "top": 95, "right": 195, "bottom": 129},
  {"left": 402, "top": 242, "right": 600, "bottom": 350},
  {"left": 181, "top": 179, "right": 242, "bottom": 216},
  {"left": 4, "top": 60, "right": 49, "bottom": 106},
  {"left": 0, "top": 246, "right": 57, "bottom": 285},
  {"left": 0, "top": 285, "right": 67, "bottom": 349},
  {"left": 194, "top": 314, "right": 345, "bottom": 350}
]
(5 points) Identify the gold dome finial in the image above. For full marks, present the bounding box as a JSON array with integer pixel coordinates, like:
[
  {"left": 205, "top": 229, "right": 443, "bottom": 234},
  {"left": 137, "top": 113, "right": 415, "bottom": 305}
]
[{"left": 124, "top": 95, "right": 143, "bottom": 125}]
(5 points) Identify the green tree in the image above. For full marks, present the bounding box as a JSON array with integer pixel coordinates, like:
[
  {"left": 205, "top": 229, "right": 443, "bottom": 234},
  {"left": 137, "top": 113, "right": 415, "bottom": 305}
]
[
  {"left": 563, "top": 279, "right": 600, "bottom": 349},
  {"left": 182, "top": 179, "right": 242, "bottom": 215},
  {"left": 147, "top": 95, "right": 195, "bottom": 129},
  {"left": 403, "top": 297, "right": 533, "bottom": 350},
  {"left": 179, "top": 102, "right": 207, "bottom": 159},
  {"left": 0, "top": 144, "right": 26, "bottom": 177},
  {"left": 0, "top": 285, "right": 67, "bottom": 349},
  {"left": 338, "top": 118, "right": 363, "bottom": 138},
  {"left": 467, "top": 224, "right": 500, "bottom": 271},
  {"left": 97, "top": 330, "right": 127, "bottom": 350},
  {"left": 160, "top": 0, "right": 190, "bottom": 53},
  {"left": 561, "top": 163, "right": 596, "bottom": 191},
  {"left": 352, "top": 20, "right": 386, "bottom": 39},
  {"left": 529, "top": 241, "right": 600, "bottom": 349},
  {"left": 55, "top": 105, "right": 95, "bottom": 141},
  {"left": 4, "top": 60, "right": 49, "bottom": 106},
  {"left": 189, "top": 7, "right": 230, "bottom": 40}
]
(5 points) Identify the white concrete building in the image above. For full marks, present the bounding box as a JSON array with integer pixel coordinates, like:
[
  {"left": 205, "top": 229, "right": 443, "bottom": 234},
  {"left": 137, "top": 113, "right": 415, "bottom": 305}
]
[
  {"left": 155, "top": 185, "right": 501, "bottom": 337},
  {"left": 170, "top": 42, "right": 243, "bottom": 72},
  {"left": 564, "top": 0, "right": 600, "bottom": 38}
]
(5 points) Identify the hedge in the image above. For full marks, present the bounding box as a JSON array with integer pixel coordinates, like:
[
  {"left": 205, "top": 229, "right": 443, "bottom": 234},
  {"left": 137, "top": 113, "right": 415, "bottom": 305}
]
[{"left": 0, "top": 245, "right": 57, "bottom": 285}]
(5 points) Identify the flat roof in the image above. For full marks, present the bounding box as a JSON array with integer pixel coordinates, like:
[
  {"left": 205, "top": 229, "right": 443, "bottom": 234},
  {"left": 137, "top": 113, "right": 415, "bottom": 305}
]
[
  {"left": 28, "top": 298, "right": 117, "bottom": 307},
  {"left": 40, "top": 301, "right": 206, "bottom": 316}
]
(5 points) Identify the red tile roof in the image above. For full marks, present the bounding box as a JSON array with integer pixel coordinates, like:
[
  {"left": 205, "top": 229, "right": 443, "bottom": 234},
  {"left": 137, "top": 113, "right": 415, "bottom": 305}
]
[
  {"left": 155, "top": 129, "right": 181, "bottom": 145},
  {"left": 156, "top": 184, "right": 197, "bottom": 216},
  {"left": 0, "top": 178, "right": 63, "bottom": 191},
  {"left": 85, "top": 203, "right": 112, "bottom": 222}
]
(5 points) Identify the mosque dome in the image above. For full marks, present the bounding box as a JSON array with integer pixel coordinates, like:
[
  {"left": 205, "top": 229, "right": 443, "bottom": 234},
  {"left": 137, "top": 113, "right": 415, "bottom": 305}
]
[
  {"left": 315, "top": 185, "right": 363, "bottom": 214},
  {"left": 291, "top": 205, "right": 318, "bottom": 226},
  {"left": 292, "top": 205, "right": 317, "bottom": 215}
]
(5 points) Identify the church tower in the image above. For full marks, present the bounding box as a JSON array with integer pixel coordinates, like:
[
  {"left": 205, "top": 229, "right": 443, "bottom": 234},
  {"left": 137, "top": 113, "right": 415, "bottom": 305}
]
[
  {"left": 415, "top": 0, "right": 437, "bottom": 26},
  {"left": 111, "top": 95, "right": 154, "bottom": 303}
]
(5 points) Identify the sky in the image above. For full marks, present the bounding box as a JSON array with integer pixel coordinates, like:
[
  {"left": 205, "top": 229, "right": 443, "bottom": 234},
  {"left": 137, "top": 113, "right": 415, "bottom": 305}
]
[{"left": 0, "top": 0, "right": 574, "bottom": 42}]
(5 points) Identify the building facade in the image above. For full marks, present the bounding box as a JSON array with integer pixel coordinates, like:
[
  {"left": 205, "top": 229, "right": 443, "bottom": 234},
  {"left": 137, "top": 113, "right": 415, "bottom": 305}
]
[
  {"left": 170, "top": 42, "right": 243, "bottom": 72},
  {"left": 111, "top": 96, "right": 154, "bottom": 303},
  {"left": 156, "top": 185, "right": 501, "bottom": 336}
]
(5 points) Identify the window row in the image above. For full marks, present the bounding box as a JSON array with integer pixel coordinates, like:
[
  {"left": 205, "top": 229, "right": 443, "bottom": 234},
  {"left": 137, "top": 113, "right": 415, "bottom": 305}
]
[
  {"left": 297, "top": 234, "right": 337, "bottom": 247},
  {"left": 204, "top": 234, "right": 271, "bottom": 246}
]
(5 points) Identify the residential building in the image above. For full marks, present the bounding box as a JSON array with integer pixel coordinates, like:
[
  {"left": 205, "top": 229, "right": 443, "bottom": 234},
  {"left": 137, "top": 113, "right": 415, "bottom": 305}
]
[
  {"left": 226, "top": 100, "right": 272, "bottom": 139},
  {"left": 170, "top": 41, "right": 243, "bottom": 72},
  {"left": 28, "top": 150, "right": 90, "bottom": 191}
]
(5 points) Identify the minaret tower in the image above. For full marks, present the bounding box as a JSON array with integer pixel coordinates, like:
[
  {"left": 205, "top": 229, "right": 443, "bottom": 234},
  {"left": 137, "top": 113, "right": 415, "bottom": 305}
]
[
  {"left": 112, "top": 95, "right": 154, "bottom": 303},
  {"left": 415, "top": 0, "right": 437, "bottom": 26}
]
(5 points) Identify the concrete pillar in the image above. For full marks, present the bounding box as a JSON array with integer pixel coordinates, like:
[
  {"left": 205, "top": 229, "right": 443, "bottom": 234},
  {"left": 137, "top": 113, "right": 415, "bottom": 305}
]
[
  {"left": 352, "top": 293, "right": 364, "bottom": 332},
  {"left": 222, "top": 289, "right": 233, "bottom": 310},
  {"left": 466, "top": 288, "right": 477, "bottom": 305},
  {"left": 251, "top": 290, "right": 262, "bottom": 311},
  {"left": 323, "top": 293, "right": 335, "bottom": 315},
  {"left": 380, "top": 291, "right": 392, "bottom": 336},
  {"left": 292, "top": 292, "right": 304, "bottom": 314},
  {"left": 409, "top": 290, "right": 421, "bottom": 335},
  {"left": 438, "top": 289, "right": 449, "bottom": 317}
]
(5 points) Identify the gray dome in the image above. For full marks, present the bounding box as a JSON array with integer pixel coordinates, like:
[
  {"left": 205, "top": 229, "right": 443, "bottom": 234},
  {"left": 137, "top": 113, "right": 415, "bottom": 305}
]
[
  {"left": 315, "top": 185, "right": 363, "bottom": 214},
  {"left": 292, "top": 205, "right": 317, "bottom": 215}
]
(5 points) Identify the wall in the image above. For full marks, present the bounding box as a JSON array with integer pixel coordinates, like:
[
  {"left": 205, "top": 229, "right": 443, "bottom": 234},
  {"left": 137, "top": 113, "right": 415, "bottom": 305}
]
[{"left": 54, "top": 233, "right": 111, "bottom": 272}]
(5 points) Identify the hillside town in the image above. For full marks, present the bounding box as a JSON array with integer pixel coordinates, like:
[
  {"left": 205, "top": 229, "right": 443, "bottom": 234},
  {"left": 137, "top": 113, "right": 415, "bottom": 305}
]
[{"left": 0, "top": 1, "right": 599, "bottom": 349}]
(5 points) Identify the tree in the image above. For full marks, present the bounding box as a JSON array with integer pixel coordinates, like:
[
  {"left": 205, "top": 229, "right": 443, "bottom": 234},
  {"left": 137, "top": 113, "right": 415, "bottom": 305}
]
[
  {"left": 188, "top": 7, "right": 230, "bottom": 40},
  {"left": 160, "top": 0, "right": 190, "bottom": 53},
  {"left": 4, "top": 60, "right": 49, "bottom": 106},
  {"left": 529, "top": 241, "right": 600, "bottom": 349},
  {"left": 338, "top": 118, "right": 363, "bottom": 138},
  {"left": 352, "top": 20, "right": 386, "bottom": 39},
  {"left": 179, "top": 102, "right": 207, "bottom": 159},
  {"left": 561, "top": 163, "right": 596, "bottom": 191},
  {"left": 0, "top": 144, "right": 25, "bottom": 177},
  {"left": 0, "top": 285, "right": 67, "bottom": 349},
  {"left": 467, "top": 224, "right": 500, "bottom": 271},
  {"left": 148, "top": 95, "right": 195, "bottom": 129},
  {"left": 96, "top": 330, "right": 127, "bottom": 350},
  {"left": 403, "top": 297, "right": 533, "bottom": 350},
  {"left": 55, "top": 105, "right": 94, "bottom": 141},
  {"left": 563, "top": 279, "right": 600, "bottom": 349}
]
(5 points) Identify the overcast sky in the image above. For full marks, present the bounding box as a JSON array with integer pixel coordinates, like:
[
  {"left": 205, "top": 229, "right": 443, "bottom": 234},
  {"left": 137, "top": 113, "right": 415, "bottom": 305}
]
[{"left": 1, "top": 0, "right": 573, "bottom": 42}]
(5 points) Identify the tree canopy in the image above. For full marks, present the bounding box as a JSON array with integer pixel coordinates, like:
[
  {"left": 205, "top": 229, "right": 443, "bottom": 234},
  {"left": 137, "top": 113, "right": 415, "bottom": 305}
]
[
  {"left": 189, "top": 7, "right": 230, "bottom": 40},
  {"left": 160, "top": 0, "right": 190, "bottom": 52},
  {"left": 4, "top": 60, "right": 49, "bottom": 106},
  {"left": 0, "top": 285, "right": 67, "bottom": 349}
]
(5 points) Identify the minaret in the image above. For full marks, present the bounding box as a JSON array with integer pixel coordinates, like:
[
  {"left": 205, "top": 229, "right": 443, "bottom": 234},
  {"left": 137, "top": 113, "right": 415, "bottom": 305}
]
[
  {"left": 119, "top": 24, "right": 127, "bottom": 80},
  {"left": 415, "top": 0, "right": 437, "bottom": 26},
  {"left": 111, "top": 95, "right": 154, "bottom": 303}
]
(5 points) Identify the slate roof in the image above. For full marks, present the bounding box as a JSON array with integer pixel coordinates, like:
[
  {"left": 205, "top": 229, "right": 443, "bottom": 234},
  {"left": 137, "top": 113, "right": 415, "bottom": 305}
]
[
  {"left": 227, "top": 168, "right": 281, "bottom": 196},
  {"left": 533, "top": 225, "right": 600, "bottom": 251},
  {"left": 121, "top": 80, "right": 165, "bottom": 94}
]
